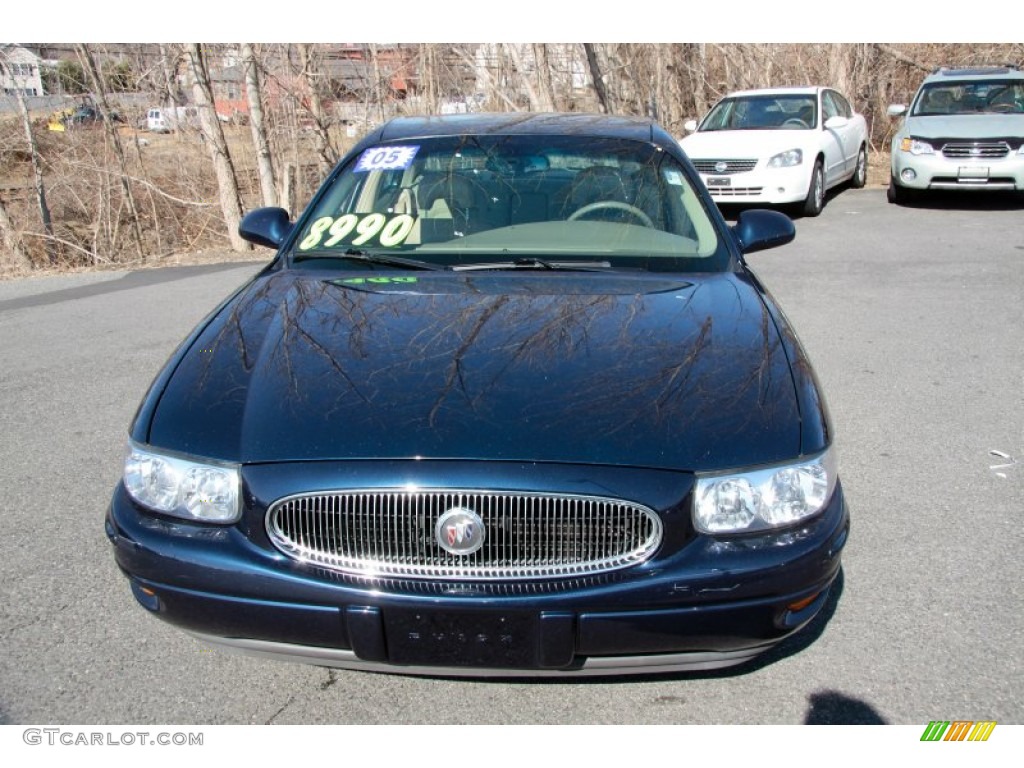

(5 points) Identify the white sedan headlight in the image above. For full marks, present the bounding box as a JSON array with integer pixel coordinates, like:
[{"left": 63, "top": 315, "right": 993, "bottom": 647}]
[
  {"left": 899, "top": 138, "right": 934, "bottom": 155},
  {"left": 124, "top": 441, "right": 241, "bottom": 523},
  {"left": 767, "top": 149, "right": 803, "bottom": 168},
  {"left": 694, "top": 448, "right": 837, "bottom": 534}
]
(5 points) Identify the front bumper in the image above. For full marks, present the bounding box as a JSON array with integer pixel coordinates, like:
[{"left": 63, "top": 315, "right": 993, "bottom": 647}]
[
  {"left": 891, "top": 149, "right": 1024, "bottom": 191},
  {"left": 695, "top": 164, "right": 812, "bottom": 205},
  {"left": 106, "top": 462, "right": 849, "bottom": 677}
]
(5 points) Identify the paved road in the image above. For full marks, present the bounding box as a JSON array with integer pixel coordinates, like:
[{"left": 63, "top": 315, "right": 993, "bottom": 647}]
[{"left": 1, "top": 189, "right": 1021, "bottom": 725}]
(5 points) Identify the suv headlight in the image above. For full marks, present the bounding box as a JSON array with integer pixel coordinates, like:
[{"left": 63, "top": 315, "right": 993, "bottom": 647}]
[
  {"left": 768, "top": 148, "right": 803, "bottom": 168},
  {"left": 123, "top": 441, "right": 241, "bottom": 523},
  {"left": 899, "top": 138, "right": 934, "bottom": 155},
  {"left": 693, "top": 448, "right": 838, "bottom": 534}
]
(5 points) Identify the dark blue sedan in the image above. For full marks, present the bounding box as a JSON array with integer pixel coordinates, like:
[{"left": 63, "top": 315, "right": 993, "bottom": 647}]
[{"left": 107, "top": 113, "right": 848, "bottom": 676}]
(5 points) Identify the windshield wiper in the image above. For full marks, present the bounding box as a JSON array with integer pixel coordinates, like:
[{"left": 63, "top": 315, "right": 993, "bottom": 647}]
[
  {"left": 452, "top": 258, "right": 613, "bottom": 272},
  {"left": 294, "top": 248, "right": 448, "bottom": 271}
]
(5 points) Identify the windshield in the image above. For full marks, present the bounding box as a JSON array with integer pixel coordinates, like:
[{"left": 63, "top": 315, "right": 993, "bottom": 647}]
[
  {"left": 700, "top": 95, "right": 817, "bottom": 131},
  {"left": 911, "top": 80, "right": 1024, "bottom": 116},
  {"left": 292, "top": 134, "right": 725, "bottom": 270}
]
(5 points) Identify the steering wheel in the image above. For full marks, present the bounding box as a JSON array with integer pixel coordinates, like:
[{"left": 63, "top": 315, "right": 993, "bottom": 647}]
[
  {"left": 988, "top": 102, "right": 1018, "bottom": 113},
  {"left": 568, "top": 201, "right": 655, "bottom": 228},
  {"left": 782, "top": 118, "right": 809, "bottom": 128}
]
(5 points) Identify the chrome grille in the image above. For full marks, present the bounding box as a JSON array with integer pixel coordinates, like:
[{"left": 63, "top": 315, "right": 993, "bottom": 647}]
[
  {"left": 709, "top": 187, "right": 763, "bottom": 197},
  {"left": 693, "top": 159, "right": 758, "bottom": 175},
  {"left": 941, "top": 142, "right": 1010, "bottom": 159},
  {"left": 266, "top": 490, "right": 663, "bottom": 581}
]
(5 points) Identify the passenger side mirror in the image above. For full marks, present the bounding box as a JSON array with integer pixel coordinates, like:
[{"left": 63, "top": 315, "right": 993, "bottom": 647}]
[
  {"left": 887, "top": 104, "right": 907, "bottom": 117},
  {"left": 683, "top": 119, "right": 698, "bottom": 133},
  {"left": 239, "top": 207, "right": 293, "bottom": 249},
  {"left": 731, "top": 210, "right": 796, "bottom": 255}
]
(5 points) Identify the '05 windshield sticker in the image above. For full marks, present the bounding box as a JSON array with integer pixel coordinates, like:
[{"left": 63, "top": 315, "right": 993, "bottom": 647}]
[
  {"left": 353, "top": 145, "right": 420, "bottom": 173},
  {"left": 298, "top": 213, "right": 415, "bottom": 250}
]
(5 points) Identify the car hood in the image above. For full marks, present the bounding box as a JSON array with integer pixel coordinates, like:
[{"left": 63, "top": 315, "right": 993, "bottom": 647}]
[
  {"left": 903, "top": 114, "right": 1024, "bottom": 139},
  {"left": 680, "top": 130, "right": 813, "bottom": 160},
  {"left": 145, "top": 270, "right": 800, "bottom": 471}
]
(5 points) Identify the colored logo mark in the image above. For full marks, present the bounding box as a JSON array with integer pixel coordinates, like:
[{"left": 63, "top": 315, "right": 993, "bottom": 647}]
[{"left": 920, "top": 721, "right": 996, "bottom": 741}]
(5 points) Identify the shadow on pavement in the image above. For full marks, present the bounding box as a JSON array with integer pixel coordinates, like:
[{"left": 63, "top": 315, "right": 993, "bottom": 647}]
[{"left": 805, "top": 690, "right": 888, "bottom": 724}]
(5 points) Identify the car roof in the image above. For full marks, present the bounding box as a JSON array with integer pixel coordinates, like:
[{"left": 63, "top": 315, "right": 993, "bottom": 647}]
[
  {"left": 923, "top": 66, "right": 1023, "bottom": 83},
  {"left": 374, "top": 112, "right": 664, "bottom": 143},
  {"left": 723, "top": 86, "right": 824, "bottom": 99}
]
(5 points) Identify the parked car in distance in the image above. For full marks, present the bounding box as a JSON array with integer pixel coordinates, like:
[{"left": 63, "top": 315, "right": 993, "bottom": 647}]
[
  {"left": 887, "top": 65, "right": 1024, "bottom": 204},
  {"left": 64, "top": 104, "right": 122, "bottom": 128},
  {"left": 680, "top": 87, "right": 869, "bottom": 216},
  {"left": 107, "top": 112, "right": 848, "bottom": 677},
  {"left": 145, "top": 106, "right": 200, "bottom": 133}
]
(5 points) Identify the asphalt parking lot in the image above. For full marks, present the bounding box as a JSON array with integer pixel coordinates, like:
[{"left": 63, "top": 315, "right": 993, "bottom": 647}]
[{"left": 0, "top": 188, "right": 1021, "bottom": 725}]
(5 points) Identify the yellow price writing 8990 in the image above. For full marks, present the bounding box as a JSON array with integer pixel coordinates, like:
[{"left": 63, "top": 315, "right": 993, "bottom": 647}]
[{"left": 298, "top": 213, "right": 415, "bottom": 250}]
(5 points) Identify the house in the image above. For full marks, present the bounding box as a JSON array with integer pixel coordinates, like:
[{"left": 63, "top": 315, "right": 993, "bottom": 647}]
[{"left": 0, "top": 44, "right": 45, "bottom": 96}]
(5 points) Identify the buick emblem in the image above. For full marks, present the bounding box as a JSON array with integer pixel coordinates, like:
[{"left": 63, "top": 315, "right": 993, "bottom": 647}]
[
  {"left": 436, "top": 507, "right": 485, "bottom": 555},
  {"left": 714, "top": 161, "right": 729, "bottom": 173}
]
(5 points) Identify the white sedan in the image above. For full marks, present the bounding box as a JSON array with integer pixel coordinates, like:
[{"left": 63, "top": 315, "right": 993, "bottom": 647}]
[{"left": 679, "top": 87, "right": 869, "bottom": 216}]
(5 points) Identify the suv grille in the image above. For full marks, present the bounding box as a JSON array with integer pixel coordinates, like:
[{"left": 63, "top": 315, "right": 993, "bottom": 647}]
[
  {"left": 941, "top": 142, "right": 1010, "bottom": 159},
  {"left": 266, "top": 490, "right": 663, "bottom": 581},
  {"left": 692, "top": 159, "right": 758, "bottom": 175}
]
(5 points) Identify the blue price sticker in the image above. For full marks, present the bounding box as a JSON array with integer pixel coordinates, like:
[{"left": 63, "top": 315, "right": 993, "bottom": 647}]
[{"left": 354, "top": 145, "right": 420, "bottom": 173}]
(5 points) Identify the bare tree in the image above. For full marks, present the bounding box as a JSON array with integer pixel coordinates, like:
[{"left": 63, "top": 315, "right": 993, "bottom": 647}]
[
  {"left": 505, "top": 44, "right": 551, "bottom": 112},
  {"left": 583, "top": 44, "right": 611, "bottom": 114},
  {"left": 186, "top": 43, "right": 249, "bottom": 252},
  {"left": 15, "top": 90, "right": 56, "bottom": 264},
  {"left": 532, "top": 44, "right": 558, "bottom": 112},
  {"left": 419, "top": 43, "right": 438, "bottom": 114},
  {"left": 242, "top": 43, "right": 278, "bottom": 208},
  {"left": 77, "top": 43, "right": 146, "bottom": 261},
  {"left": 297, "top": 43, "right": 338, "bottom": 179}
]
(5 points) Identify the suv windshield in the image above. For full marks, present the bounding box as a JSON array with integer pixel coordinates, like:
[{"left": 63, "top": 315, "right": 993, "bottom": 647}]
[
  {"left": 911, "top": 80, "right": 1024, "bottom": 116},
  {"left": 700, "top": 95, "right": 817, "bottom": 131},
  {"left": 293, "top": 134, "right": 724, "bottom": 270}
]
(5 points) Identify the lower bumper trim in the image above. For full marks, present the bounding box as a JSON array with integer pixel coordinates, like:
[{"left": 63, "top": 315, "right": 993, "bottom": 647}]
[
  {"left": 929, "top": 181, "right": 1017, "bottom": 190},
  {"left": 188, "top": 631, "right": 772, "bottom": 677}
]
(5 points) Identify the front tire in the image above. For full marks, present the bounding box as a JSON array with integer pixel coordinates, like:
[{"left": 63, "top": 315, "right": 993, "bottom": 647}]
[
  {"left": 802, "top": 160, "right": 825, "bottom": 216},
  {"left": 887, "top": 174, "right": 915, "bottom": 205},
  {"left": 850, "top": 145, "right": 867, "bottom": 189}
]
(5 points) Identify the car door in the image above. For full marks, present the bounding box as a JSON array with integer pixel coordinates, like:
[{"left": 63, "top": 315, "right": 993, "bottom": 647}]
[
  {"left": 823, "top": 91, "right": 860, "bottom": 179},
  {"left": 819, "top": 91, "right": 849, "bottom": 185}
]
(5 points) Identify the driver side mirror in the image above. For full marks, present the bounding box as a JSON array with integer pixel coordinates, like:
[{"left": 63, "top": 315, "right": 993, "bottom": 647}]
[
  {"left": 239, "top": 207, "right": 293, "bottom": 249},
  {"left": 731, "top": 210, "right": 796, "bottom": 255}
]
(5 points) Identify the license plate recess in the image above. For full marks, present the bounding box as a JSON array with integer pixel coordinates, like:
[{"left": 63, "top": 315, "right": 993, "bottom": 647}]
[{"left": 384, "top": 609, "right": 540, "bottom": 668}]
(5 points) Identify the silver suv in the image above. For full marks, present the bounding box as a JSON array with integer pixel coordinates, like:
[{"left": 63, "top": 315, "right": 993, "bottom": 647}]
[{"left": 887, "top": 66, "right": 1024, "bottom": 204}]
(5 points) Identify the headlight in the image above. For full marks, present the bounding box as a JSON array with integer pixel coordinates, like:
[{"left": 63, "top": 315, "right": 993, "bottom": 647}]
[
  {"left": 123, "top": 441, "right": 241, "bottom": 523},
  {"left": 693, "top": 448, "right": 837, "bottom": 534},
  {"left": 767, "top": 149, "right": 802, "bottom": 168},
  {"left": 899, "top": 138, "right": 934, "bottom": 155}
]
